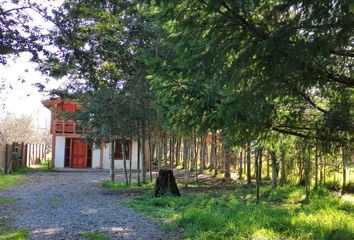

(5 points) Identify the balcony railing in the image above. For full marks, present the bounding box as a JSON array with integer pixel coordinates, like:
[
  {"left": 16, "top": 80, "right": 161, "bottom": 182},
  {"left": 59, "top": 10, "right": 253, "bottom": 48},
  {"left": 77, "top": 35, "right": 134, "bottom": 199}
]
[{"left": 54, "top": 121, "right": 85, "bottom": 134}]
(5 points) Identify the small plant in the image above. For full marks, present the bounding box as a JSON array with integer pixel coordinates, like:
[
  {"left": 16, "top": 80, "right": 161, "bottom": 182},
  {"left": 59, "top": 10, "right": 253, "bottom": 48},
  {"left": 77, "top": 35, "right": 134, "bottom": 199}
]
[
  {"left": 343, "top": 182, "right": 354, "bottom": 194},
  {"left": 0, "top": 225, "right": 29, "bottom": 240},
  {"left": 80, "top": 232, "right": 110, "bottom": 240},
  {"left": 324, "top": 180, "right": 341, "bottom": 191},
  {"left": 0, "top": 197, "right": 17, "bottom": 205},
  {"left": 101, "top": 180, "right": 155, "bottom": 190},
  {"left": 124, "top": 186, "right": 354, "bottom": 239},
  {"left": 50, "top": 197, "right": 62, "bottom": 205}
]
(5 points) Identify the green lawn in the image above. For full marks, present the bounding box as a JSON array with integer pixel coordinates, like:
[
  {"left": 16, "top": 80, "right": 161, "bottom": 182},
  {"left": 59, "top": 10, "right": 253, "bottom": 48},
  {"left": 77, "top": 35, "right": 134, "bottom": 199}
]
[
  {"left": 80, "top": 232, "right": 110, "bottom": 240},
  {"left": 0, "top": 173, "right": 24, "bottom": 191},
  {"left": 101, "top": 180, "right": 155, "bottom": 190},
  {"left": 0, "top": 161, "right": 52, "bottom": 191},
  {"left": 0, "top": 226, "right": 28, "bottom": 240},
  {"left": 123, "top": 186, "right": 354, "bottom": 240}
]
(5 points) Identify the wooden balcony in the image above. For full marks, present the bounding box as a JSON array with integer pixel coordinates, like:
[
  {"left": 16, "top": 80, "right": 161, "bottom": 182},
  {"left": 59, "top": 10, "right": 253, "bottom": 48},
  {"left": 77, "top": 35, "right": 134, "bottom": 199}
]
[{"left": 54, "top": 121, "right": 85, "bottom": 134}]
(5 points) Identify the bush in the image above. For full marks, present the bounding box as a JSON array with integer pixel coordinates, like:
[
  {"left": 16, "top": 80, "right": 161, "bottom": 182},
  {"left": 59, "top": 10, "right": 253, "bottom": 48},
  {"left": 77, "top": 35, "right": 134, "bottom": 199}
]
[
  {"left": 324, "top": 180, "right": 341, "bottom": 191},
  {"left": 343, "top": 182, "right": 354, "bottom": 194}
]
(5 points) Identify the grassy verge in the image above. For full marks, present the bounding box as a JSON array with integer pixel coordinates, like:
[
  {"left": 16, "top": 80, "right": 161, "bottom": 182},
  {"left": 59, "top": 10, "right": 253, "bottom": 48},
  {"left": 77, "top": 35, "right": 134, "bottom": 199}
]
[
  {"left": 101, "top": 180, "right": 155, "bottom": 190},
  {"left": 0, "top": 174, "right": 23, "bottom": 191},
  {"left": 0, "top": 225, "right": 28, "bottom": 240},
  {"left": 80, "top": 232, "right": 110, "bottom": 240},
  {"left": 0, "top": 160, "right": 53, "bottom": 191},
  {"left": 123, "top": 186, "right": 354, "bottom": 239}
]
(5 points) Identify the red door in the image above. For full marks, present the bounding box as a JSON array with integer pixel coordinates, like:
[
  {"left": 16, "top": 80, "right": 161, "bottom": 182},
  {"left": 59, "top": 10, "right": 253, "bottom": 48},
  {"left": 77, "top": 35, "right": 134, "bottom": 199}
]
[{"left": 71, "top": 140, "right": 87, "bottom": 168}]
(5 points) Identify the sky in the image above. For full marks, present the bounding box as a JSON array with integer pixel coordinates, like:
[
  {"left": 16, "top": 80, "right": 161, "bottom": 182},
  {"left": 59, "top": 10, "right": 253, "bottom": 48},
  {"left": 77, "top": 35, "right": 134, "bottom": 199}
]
[
  {"left": 0, "top": 0, "right": 64, "bottom": 128},
  {"left": 0, "top": 53, "right": 64, "bottom": 128}
]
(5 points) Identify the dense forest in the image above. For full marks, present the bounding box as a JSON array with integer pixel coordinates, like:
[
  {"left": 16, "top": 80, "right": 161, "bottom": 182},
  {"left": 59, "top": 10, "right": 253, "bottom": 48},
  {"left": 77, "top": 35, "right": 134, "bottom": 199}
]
[{"left": 0, "top": 0, "right": 353, "bottom": 238}]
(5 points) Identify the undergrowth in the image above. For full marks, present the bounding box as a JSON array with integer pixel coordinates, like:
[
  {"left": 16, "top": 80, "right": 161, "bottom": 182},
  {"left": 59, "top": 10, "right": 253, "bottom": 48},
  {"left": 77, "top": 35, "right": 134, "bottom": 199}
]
[
  {"left": 124, "top": 186, "right": 354, "bottom": 240},
  {"left": 101, "top": 180, "right": 155, "bottom": 190},
  {"left": 0, "top": 225, "right": 28, "bottom": 240},
  {"left": 80, "top": 231, "right": 110, "bottom": 240}
]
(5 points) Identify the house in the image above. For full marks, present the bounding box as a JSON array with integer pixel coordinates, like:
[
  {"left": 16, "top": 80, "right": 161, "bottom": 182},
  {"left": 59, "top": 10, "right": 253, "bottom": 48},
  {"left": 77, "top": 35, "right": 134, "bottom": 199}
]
[{"left": 42, "top": 99, "right": 148, "bottom": 170}]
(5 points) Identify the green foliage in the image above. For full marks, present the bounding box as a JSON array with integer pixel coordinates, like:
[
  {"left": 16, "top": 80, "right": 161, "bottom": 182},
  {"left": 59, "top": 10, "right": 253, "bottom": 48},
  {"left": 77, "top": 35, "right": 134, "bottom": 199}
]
[
  {"left": 0, "top": 164, "right": 53, "bottom": 191},
  {"left": 0, "top": 174, "right": 23, "bottom": 191},
  {"left": 145, "top": 0, "right": 353, "bottom": 145},
  {"left": 343, "top": 182, "right": 354, "bottom": 194},
  {"left": 50, "top": 197, "right": 62, "bottom": 205},
  {"left": 125, "top": 187, "right": 354, "bottom": 239},
  {"left": 324, "top": 180, "right": 342, "bottom": 192},
  {"left": 101, "top": 180, "right": 155, "bottom": 190},
  {"left": 0, "top": 197, "right": 17, "bottom": 205},
  {"left": 0, "top": 1, "right": 46, "bottom": 65},
  {"left": 0, "top": 225, "right": 28, "bottom": 240},
  {"left": 80, "top": 232, "right": 110, "bottom": 240}
]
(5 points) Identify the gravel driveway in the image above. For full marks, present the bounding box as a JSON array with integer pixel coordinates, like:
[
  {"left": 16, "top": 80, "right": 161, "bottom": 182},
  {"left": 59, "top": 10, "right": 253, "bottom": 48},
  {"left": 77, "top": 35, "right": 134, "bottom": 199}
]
[{"left": 0, "top": 171, "right": 169, "bottom": 240}]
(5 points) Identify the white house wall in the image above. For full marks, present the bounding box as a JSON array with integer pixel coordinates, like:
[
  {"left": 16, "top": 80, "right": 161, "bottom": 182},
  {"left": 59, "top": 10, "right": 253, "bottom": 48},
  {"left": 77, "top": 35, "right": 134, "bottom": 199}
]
[
  {"left": 54, "top": 136, "right": 65, "bottom": 168},
  {"left": 103, "top": 144, "right": 110, "bottom": 169},
  {"left": 92, "top": 147, "right": 101, "bottom": 168},
  {"left": 103, "top": 141, "right": 142, "bottom": 170}
]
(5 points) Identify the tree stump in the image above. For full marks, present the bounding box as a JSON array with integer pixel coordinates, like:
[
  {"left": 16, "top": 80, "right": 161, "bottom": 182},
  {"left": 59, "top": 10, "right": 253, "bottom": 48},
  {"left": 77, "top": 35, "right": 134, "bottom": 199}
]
[{"left": 153, "top": 169, "right": 181, "bottom": 197}]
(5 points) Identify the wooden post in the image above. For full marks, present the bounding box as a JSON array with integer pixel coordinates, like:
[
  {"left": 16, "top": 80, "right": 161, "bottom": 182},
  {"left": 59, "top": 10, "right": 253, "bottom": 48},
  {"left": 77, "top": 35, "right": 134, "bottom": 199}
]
[{"left": 5, "top": 144, "right": 9, "bottom": 174}]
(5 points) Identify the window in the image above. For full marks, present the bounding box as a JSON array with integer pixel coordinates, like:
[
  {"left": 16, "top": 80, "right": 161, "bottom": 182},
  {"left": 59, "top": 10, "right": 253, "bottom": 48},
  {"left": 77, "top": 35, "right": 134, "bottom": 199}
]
[{"left": 114, "top": 139, "right": 131, "bottom": 160}]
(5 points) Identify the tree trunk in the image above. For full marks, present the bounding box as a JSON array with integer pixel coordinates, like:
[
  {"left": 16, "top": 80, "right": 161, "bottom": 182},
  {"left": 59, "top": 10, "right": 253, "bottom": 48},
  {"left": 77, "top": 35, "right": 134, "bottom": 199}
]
[
  {"left": 223, "top": 139, "right": 231, "bottom": 179},
  {"left": 110, "top": 140, "right": 115, "bottom": 183},
  {"left": 304, "top": 143, "right": 310, "bottom": 200},
  {"left": 163, "top": 133, "right": 168, "bottom": 162},
  {"left": 280, "top": 148, "right": 286, "bottom": 186},
  {"left": 259, "top": 149, "right": 263, "bottom": 182},
  {"left": 169, "top": 135, "right": 173, "bottom": 167},
  {"left": 342, "top": 145, "right": 347, "bottom": 195},
  {"left": 214, "top": 133, "right": 218, "bottom": 176},
  {"left": 175, "top": 137, "right": 181, "bottom": 166},
  {"left": 194, "top": 134, "right": 198, "bottom": 182},
  {"left": 149, "top": 135, "right": 153, "bottom": 182},
  {"left": 210, "top": 130, "right": 216, "bottom": 172},
  {"left": 183, "top": 138, "right": 189, "bottom": 169},
  {"left": 157, "top": 131, "right": 162, "bottom": 172},
  {"left": 271, "top": 151, "right": 278, "bottom": 188},
  {"left": 200, "top": 135, "right": 205, "bottom": 172},
  {"left": 314, "top": 142, "right": 319, "bottom": 189},
  {"left": 190, "top": 131, "right": 196, "bottom": 171},
  {"left": 153, "top": 169, "right": 181, "bottom": 197},
  {"left": 137, "top": 135, "right": 141, "bottom": 186},
  {"left": 239, "top": 151, "right": 243, "bottom": 179},
  {"left": 243, "top": 145, "right": 247, "bottom": 174},
  {"left": 141, "top": 122, "right": 147, "bottom": 183},
  {"left": 129, "top": 137, "right": 132, "bottom": 184},
  {"left": 256, "top": 148, "right": 260, "bottom": 203},
  {"left": 266, "top": 152, "right": 270, "bottom": 179},
  {"left": 121, "top": 140, "right": 128, "bottom": 186},
  {"left": 184, "top": 138, "right": 190, "bottom": 187},
  {"left": 247, "top": 142, "right": 251, "bottom": 185}
]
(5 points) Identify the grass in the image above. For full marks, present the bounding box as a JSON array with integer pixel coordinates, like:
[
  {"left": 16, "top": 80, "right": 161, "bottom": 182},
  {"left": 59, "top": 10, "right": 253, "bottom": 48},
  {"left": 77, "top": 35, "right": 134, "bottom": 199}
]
[
  {"left": 80, "top": 232, "right": 110, "bottom": 240},
  {"left": 50, "top": 197, "right": 62, "bottom": 205},
  {"left": 0, "top": 161, "right": 53, "bottom": 191},
  {"left": 0, "top": 225, "right": 28, "bottom": 240},
  {"left": 0, "top": 197, "right": 17, "bottom": 205},
  {"left": 123, "top": 186, "right": 354, "bottom": 240},
  {"left": 101, "top": 180, "right": 155, "bottom": 190},
  {"left": 0, "top": 174, "right": 23, "bottom": 191}
]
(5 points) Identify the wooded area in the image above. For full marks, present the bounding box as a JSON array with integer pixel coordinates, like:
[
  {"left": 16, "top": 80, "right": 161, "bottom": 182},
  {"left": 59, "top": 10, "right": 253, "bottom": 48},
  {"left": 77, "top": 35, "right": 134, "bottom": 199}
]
[
  {"left": 0, "top": 0, "right": 352, "bottom": 184},
  {"left": 0, "top": 0, "right": 353, "bottom": 238},
  {"left": 1, "top": 0, "right": 352, "bottom": 191}
]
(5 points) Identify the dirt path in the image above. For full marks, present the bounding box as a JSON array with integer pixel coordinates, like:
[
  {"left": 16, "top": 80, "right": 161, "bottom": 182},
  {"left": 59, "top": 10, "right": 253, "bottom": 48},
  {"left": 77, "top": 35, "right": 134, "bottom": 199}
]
[{"left": 0, "top": 171, "right": 168, "bottom": 240}]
